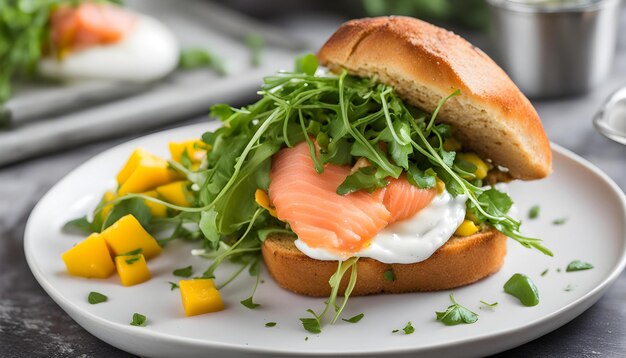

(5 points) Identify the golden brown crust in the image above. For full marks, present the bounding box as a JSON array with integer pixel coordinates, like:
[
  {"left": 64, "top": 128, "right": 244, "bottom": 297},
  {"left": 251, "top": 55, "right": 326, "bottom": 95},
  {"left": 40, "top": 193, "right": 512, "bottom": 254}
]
[
  {"left": 262, "top": 229, "right": 507, "bottom": 297},
  {"left": 317, "top": 16, "right": 552, "bottom": 180}
]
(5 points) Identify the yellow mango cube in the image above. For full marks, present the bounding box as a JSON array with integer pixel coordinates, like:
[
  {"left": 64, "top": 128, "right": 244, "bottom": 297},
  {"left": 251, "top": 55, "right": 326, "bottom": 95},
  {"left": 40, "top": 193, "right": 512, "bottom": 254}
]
[
  {"left": 99, "top": 191, "right": 117, "bottom": 222},
  {"left": 169, "top": 140, "right": 207, "bottom": 164},
  {"left": 179, "top": 279, "right": 224, "bottom": 316},
  {"left": 456, "top": 152, "right": 490, "bottom": 180},
  {"left": 116, "top": 148, "right": 180, "bottom": 195},
  {"left": 142, "top": 191, "right": 168, "bottom": 217},
  {"left": 455, "top": 219, "right": 479, "bottom": 237},
  {"left": 156, "top": 181, "right": 193, "bottom": 207},
  {"left": 62, "top": 234, "right": 115, "bottom": 278},
  {"left": 115, "top": 254, "right": 151, "bottom": 286},
  {"left": 101, "top": 214, "right": 162, "bottom": 259}
]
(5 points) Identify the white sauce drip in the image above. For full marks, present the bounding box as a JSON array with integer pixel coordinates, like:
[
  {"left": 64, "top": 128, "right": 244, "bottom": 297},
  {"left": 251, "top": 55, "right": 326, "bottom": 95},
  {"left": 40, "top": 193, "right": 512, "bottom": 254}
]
[{"left": 294, "top": 190, "right": 468, "bottom": 264}]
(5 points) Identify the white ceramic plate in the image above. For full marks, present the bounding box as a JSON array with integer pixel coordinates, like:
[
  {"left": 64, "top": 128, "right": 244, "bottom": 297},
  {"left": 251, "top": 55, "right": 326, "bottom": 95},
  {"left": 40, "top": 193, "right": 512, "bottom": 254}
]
[{"left": 25, "top": 122, "right": 626, "bottom": 358}]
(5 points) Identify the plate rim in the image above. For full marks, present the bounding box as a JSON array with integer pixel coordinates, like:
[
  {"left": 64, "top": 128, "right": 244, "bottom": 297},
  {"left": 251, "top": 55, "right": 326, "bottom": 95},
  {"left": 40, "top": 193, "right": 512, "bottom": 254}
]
[{"left": 24, "top": 123, "right": 626, "bottom": 356}]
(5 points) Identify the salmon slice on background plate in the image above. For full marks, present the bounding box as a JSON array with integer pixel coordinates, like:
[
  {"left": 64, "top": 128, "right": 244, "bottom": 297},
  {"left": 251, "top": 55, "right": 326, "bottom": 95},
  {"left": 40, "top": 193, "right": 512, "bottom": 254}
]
[{"left": 269, "top": 142, "right": 436, "bottom": 256}]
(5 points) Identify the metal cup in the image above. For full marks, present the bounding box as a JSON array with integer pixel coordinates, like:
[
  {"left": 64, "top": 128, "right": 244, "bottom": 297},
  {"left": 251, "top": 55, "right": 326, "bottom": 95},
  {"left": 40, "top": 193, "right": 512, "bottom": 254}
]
[{"left": 486, "top": 0, "right": 622, "bottom": 98}]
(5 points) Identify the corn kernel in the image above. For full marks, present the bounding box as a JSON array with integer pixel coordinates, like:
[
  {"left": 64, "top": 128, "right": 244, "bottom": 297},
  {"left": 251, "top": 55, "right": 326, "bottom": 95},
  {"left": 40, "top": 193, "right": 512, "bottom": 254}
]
[
  {"left": 455, "top": 219, "right": 479, "bottom": 237},
  {"left": 254, "top": 189, "right": 277, "bottom": 217},
  {"left": 101, "top": 214, "right": 162, "bottom": 259},
  {"left": 62, "top": 233, "right": 115, "bottom": 278},
  {"left": 115, "top": 254, "right": 151, "bottom": 286},
  {"left": 179, "top": 279, "right": 224, "bottom": 316},
  {"left": 443, "top": 137, "right": 462, "bottom": 152},
  {"left": 456, "top": 152, "right": 489, "bottom": 180}
]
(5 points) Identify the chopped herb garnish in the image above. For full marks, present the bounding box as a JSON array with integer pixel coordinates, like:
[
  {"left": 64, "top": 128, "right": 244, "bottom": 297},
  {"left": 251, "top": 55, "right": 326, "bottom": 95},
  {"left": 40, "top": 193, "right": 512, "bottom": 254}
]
[
  {"left": 130, "top": 313, "right": 147, "bottom": 327},
  {"left": 300, "top": 313, "right": 322, "bottom": 334},
  {"left": 528, "top": 205, "right": 540, "bottom": 219},
  {"left": 384, "top": 269, "right": 395, "bottom": 282},
  {"left": 566, "top": 260, "right": 594, "bottom": 272},
  {"left": 125, "top": 256, "right": 140, "bottom": 265},
  {"left": 541, "top": 269, "right": 549, "bottom": 276},
  {"left": 435, "top": 294, "right": 478, "bottom": 325},
  {"left": 265, "top": 322, "right": 277, "bottom": 327},
  {"left": 342, "top": 313, "right": 364, "bottom": 323},
  {"left": 119, "top": 248, "right": 143, "bottom": 256},
  {"left": 305, "top": 336, "right": 309, "bottom": 341},
  {"left": 564, "top": 284, "right": 576, "bottom": 292},
  {"left": 480, "top": 300, "right": 498, "bottom": 307},
  {"left": 504, "top": 273, "right": 539, "bottom": 306},
  {"left": 402, "top": 321, "right": 415, "bottom": 335},
  {"left": 552, "top": 217, "right": 568, "bottom": 225},
  {"left": 173, "top": 266, "right": 193, "bottom": 278},
  {"left": 168, "top": 281, "right": 179, "bottom": 291},
  {"left": 87, "top": 292, "right": 108, "bottom": 305}
]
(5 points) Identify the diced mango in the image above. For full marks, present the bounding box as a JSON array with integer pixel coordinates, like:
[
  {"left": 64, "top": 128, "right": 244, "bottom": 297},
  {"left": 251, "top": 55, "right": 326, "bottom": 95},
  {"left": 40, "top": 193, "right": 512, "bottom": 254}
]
[
  {"left": 115, "top": 254, "right": 151, "bottom": 286},
  {"left": 179, "top": 279, "right": 224, "bottom": 316},
  {"left": 99, "top": 191, "right": 117, "bottom": 222},
  {"left": 254, "top": 189, "right": 277, "bottom": 217},
  {"left": 62, "top": 233, "right": 115, "bottom": 278},
  {"left": 443, "top": 137, "right": 462, "bottom": 152},
  {"left": 116, "top": 148, "right": 180, "bottom": 195},
  {"left": 156, "top": 181, "right": 193, "bottom": 207},
  {"left": 101, "top": 214, "right": 162, "bottom": 259},
  {"left": 141, "top": 191, "right": 168, "bottom": 217},
  {"left": 457, "top": 152, "right": 490, "bottom": 180},
  {"left": 169, "top": 139, "right": 207, "bottom": 164},
  {"left": 455, "top": 219, "right": 479, "bottom": 237}
]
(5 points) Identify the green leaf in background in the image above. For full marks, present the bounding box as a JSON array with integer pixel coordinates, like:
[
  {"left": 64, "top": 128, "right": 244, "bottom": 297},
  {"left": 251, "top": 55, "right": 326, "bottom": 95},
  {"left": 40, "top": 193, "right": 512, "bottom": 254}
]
[
  {"left": 245, "top": 33, "right": 264, "bottom": 67},
  {"left": 102, "top": 198, "right": 152, "bottom": 231},
  {"left": 178, "top": 48, "right": 226, "bottom": 75},
  {"left": 62, "top": 216, "right": 97, "bottom": 235},
  {"left": 294, "top": 53, "right": 318, "bottom": 76},
  {"left": 528, "top": 205, "right": 540, "bottom": 219}
]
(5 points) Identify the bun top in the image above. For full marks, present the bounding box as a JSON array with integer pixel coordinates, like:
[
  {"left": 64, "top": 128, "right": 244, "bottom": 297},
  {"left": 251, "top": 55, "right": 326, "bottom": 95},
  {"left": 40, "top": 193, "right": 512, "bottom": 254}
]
[{"left": 318, "top": 16, "right": 551, "bottom": 180}]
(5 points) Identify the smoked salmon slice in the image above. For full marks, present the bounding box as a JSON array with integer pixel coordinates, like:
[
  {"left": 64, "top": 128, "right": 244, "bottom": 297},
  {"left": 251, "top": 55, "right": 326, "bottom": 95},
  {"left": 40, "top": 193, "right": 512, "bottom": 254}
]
[
  {"left": 268, "top": 142, "right": 436, "bottom": 257},
  {"left": 51, "top": 2, "right": 136, "bottom": 52}
]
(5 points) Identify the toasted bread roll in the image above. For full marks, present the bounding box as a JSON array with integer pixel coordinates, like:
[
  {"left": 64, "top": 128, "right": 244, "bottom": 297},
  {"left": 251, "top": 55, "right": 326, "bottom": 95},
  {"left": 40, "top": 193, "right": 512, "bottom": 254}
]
[
  {"left": 318, "top": 16, "right": 551, "bottom": 180},
  {"left": 262, "top": 229, "right": 507, "bottom": 297}
]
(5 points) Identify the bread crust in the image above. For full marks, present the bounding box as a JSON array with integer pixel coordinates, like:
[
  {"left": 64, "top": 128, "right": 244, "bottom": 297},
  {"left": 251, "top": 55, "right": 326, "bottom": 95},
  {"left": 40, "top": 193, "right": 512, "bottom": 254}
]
[
  {"left": 317, "top": 16, "right": 551, "bottom": 180},
  {"left": 262, "top": 229, "right": 507, "bottom": 297}
]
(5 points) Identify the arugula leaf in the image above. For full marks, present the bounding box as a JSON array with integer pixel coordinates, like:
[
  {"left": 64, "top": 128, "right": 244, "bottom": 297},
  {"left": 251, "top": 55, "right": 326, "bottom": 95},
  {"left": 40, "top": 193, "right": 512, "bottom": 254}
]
[
  {"left": 435, "top": 294, "right": 478, "bottom": 326},
  {"left": 503, "top": 273, "right": 539, "bottom": 307},
  {"left": 87, "top": 292, "right": 107, "bottom": 304},
  {"left": 336, "top": 167, "right": 388, "bottom": 195},
  {"left": 407, "top": 165, "right": 436, "bottom": 189},
  {"left": 342, "top": 313, "right": 364, "bottom": 323},
  {"left": 294, "top": 53, "right": 318, "bottom": 76},
  {"left": 102, "top": 198, "right": 152, "bottom": 231},
  {"left": 130, "top": 313, "right": 147, "bottom": 327},
  {"left": 300, "top": 315, "right": 321, "bottom": 334},
  {"left": 528, "top": 205, "right": 540, "bottom": 219},
  {"left": 240, "top": 297, "right": 260, "bottom": 309},
  {"left": 173, "top": 266, "right": 193, "bottom": 278},
  {"left": 63, "top": 216, "right": 97, "bottom": 235},
  {"left": 566, "top": 260, "right": 593, "bottom": 272}
]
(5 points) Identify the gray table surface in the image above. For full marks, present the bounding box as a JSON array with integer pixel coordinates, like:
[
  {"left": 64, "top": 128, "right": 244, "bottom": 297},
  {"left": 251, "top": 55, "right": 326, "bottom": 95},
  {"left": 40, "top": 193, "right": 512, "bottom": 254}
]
[{"left": 2, "top": 9, "right": 626, "bottom": 358}]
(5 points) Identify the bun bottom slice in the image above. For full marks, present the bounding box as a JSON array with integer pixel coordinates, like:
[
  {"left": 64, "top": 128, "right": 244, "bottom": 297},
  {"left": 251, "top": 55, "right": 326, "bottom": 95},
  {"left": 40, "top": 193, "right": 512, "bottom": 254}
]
[{"left": 262, "top": 229, "right": 507, "bottom": 297}]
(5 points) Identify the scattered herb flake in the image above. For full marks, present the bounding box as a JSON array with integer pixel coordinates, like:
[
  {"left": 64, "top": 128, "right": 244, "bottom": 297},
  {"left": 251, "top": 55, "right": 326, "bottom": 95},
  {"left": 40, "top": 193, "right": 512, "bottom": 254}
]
[
  {"left": 87, "top": 292, "right": 108, "bottom": 305},
  {"left": 435, "top": 294, "right": 478, "bottom": 325},
  {"left": 265, "top": 322, "right": 277, "bottom": 327},
  {"left": 480, "top": 300, "right": 498, "bottom": 307},
  {"left": 528, "top": 205, "right": 540, "bottom": 219},
  {"left": 392, "top": 329, "right": 400, "bottom": 333},
  {"left": 300, "top": 317, "right": 321, "bottom": 334},
  {"left": 541, "top": 269, "right": 549, "bottom": 277},
  {"left": 173, "top": 266, "right": 193, "bottom": 278},
  {"left": 402, "top": 321, "right": 415, "bottom": 335},
  {"left": 384, "top": 269, "right": 395, "bottom": 282},
  {"left": 503, "top": 273, "right": 539, "bottom": 307},
  {"left": 557, "top": 268, "right": 562, "bottom": 273},
  {"left": 564, "top": 284, "right": 576, "bottom": 292},
  {"left": 240, "top": 297, "right": 260, "bottom": 309},
  {"left": 305, "top": 336, "right": 309, "bottom": 341},
  {"left": 119, "top": 248, "right": 143, "bottom": 256},
  {"left": 130, "top": 313, "right": 147, "bottom": 327},
  {"left": 125, "top": 256, "right": 140, "bottom": 265},
  {"left": 342, "top": 313, "right": 364, "bottom": 323},
  {"left": 168, "top": 281, "right": 179, "bottom": 291},
  {"left": 552, "top": 217, "right": 568, "bottom": 225},
  {"left": 566, "top": 260, "right": 594, "bottom": 272}
]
